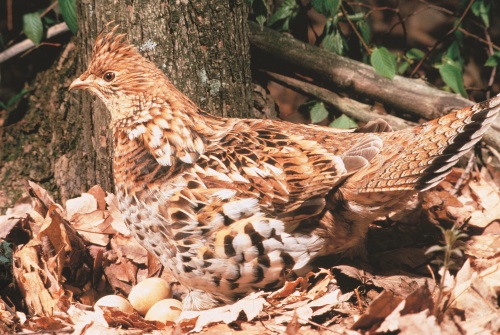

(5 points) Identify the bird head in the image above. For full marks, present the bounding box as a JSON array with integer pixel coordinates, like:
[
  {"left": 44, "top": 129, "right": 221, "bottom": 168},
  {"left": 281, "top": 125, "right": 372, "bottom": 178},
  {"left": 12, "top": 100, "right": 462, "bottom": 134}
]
[{"left": 69, "top": 26, "right": 169, "bottom": 127}]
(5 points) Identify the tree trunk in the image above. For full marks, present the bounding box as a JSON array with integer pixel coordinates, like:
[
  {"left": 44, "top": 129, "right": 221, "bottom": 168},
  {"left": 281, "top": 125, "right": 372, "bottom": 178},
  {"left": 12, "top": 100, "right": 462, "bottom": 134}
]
[{"left": 0, "top": 0, "right": 252, "bottom": 210}]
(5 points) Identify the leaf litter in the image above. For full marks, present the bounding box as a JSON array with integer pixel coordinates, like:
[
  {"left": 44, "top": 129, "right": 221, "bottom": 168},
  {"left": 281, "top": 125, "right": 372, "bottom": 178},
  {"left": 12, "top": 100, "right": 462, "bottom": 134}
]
[{"left": 0, "top": 165, "right": 499, "bottom": 334}]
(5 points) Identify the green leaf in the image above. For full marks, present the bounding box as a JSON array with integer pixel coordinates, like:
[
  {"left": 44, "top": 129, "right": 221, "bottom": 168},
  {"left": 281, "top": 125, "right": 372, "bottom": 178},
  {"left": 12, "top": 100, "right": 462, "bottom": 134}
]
[
  {"left": 329, "top": 114, "right": 357, "bottom": 129},
  {"left": 256, "top": 15, "right": 266, "bottom": 27},
  {"left": 398, "top": 61, "right": 409, "bottom": 75},
  {"left": 322, "top": 30, "right": 343, "bottom": 55},
  {"left": 252, "top": 0, "right": 269, "bottom": 27},
  {"left": 59, "top": 0, "right": 78, "bottom": 34},
  {"left": 7, "top": 89, "right": 30, "bottom": 107},
  {"left": 485, "top": 51, "right": 500, "bottom": 67},
  {"left": 268, "top": 0, "right": 296, "bottom": 26},
  {"left": 371, "top": 47, "right": 397, "bottom": 79},
  {"left": 309, "top": 102, "right": 329, "bottom": 123},
  {"left": 356, "top": 19, "right": 371, "bottom": 44},
  {"left": 311, "top": 0, "right": 341, "bottom": 17},
  {"left": 471, "top": 0, "right": 491, "bottom": 28},
  {"left": 426, "top": 245, "right": 445, "bottom": 254},
  {"left": 0, "top": 101, "right": 6, "bottom": 109},
  {"left": 445, "top": 40, "right": 462, "bottom": 63},
  {"left": 23, "top": 13, "right": 43, "bottom": 44},
  {"left": 406, "top": 48, "right": 425, "bottom": 60},
  {"left": 439, "top": 62, "right": 467, "bottom": 97}
]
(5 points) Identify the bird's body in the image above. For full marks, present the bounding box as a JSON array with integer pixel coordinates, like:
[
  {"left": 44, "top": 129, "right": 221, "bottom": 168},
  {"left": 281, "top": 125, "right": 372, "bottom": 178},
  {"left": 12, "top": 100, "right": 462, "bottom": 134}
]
[{"left": 70, "top": 27, "right": 500, "bottom": 310}]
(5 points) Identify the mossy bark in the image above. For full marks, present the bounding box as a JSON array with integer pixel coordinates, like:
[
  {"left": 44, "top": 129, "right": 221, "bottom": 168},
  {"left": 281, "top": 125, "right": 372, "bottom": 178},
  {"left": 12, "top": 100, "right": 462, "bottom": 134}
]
[{"left": 0, "top": 1, "right": 252, "bottom": 212}]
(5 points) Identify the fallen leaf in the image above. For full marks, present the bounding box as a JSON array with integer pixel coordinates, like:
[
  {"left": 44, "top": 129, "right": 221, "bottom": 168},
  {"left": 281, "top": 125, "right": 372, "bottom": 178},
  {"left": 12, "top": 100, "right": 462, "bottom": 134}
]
[
  {"left": 178, "top": 292, "right": 266, "bottom": 332},
  {"left": 269, "top": 277, "right": 307, "bottom": 299},
  {"left": 65, "top": 193, "right": 97, "bottom": 220},
  {"left": 351, "top": 290, "right": 403, "bottom": 330},
  {"left": 105, "top": 193, "right": 130, "bottom": 236},
  {"left": 449, "top": 259, "right": 498, "bottom": 334},
  {"left": 87, "top": 185, "right": 107, "bottom": 210},
  {"left": 397, "top": 309, "right": 441, "bottom": 335},
  {"left": 465, "top": 235, "right": 500, "bottom": 259}
]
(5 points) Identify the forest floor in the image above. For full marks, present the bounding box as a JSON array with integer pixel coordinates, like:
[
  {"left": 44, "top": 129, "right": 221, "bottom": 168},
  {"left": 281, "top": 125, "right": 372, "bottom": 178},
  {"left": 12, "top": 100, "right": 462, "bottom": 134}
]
[{"left": 0, "top": 161, "right": 499, "bottom": 334}]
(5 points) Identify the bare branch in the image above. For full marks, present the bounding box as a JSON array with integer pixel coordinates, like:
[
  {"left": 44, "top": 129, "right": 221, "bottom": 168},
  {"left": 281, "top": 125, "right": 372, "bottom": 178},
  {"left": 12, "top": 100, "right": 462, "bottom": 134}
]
[{"left": 0, "top": 22, "right": 70, "bottom": 64}]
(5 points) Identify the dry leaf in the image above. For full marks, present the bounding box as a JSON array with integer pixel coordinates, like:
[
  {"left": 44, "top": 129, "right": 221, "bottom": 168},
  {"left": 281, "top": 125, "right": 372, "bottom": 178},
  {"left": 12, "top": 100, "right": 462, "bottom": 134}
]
[
  {"left": 72, "top": 210, "right": 115, "bottom": 246},
  {"left": 28, "top": 181, "right": 56, "bottom": 209},
  {"left": 333, "top": 264, "right": 435, "bottom": 297},
  {"left": 468, "top": 177, "right": 500, "bottom": 228},
  {"left": 105, "top": 192, "right": 130, "bottom": 236},
  {"left": 397, "top": 309, "right": 441, "bottom": 335},
  {"left": 352, "top": 290, "right": 403, "bottom": 330},
  {"left": 66, "top": 193, "right": 98, "bottom": 220},
  {"left": 465, "top": 235, "right": 500, "bottom": 259},
  {"left": 178, "top": 291, "right": 266, "bottom": 332},
  {"left": 269, "top": 277, "right": 307, "bottom": 299},
  {"left": 87, "top": 185, "right": 107, "bottom": 210}
]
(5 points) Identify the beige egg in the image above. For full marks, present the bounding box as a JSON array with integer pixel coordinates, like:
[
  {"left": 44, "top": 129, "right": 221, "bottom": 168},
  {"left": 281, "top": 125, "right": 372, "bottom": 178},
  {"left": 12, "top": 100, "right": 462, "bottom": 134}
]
[
  {"left": 145, "top": 299, "right": 183, "bottom": 323},
  {"left": 128, "top": 277, "right": 172, "bottom": 315},
  {"left": 94, "top": 295, "right": 134, "bottom": 314}
]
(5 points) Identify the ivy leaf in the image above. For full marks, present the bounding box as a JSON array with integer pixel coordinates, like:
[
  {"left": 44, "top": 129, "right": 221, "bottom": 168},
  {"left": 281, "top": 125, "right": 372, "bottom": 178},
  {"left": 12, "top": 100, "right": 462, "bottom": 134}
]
[
  {"left": 23, "top": 13, "right": 43, "bottom": 44},
  {"left": 59, "top": 0, "right": 78, "bottom": 34},
  {"left": 322, "top": 30, "right": 343, "bottom": 55},
  {"left": 439, "top": 62, "right": 467, "bottom": 98},
  {"left": 370, "top": 47, "right": 397, "bottom": 79},
  {"left": 311, "top": 0, "right": 341, "bottom": 17},
  {"left": 308, "top": 101, "right": 329, "bottom": 123},
  {"left": 329, "top": 114, "right": 357, "bottom": 129}
]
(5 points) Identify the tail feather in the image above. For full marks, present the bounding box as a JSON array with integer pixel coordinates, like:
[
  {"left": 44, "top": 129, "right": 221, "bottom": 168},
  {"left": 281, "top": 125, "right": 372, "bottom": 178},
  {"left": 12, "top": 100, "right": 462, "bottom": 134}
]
[
  {"left": 358, "top": 94, "right": 500, "bottom": 192},
  {"left": 417, "top": 100, "right": 499, "bottom": 190}
]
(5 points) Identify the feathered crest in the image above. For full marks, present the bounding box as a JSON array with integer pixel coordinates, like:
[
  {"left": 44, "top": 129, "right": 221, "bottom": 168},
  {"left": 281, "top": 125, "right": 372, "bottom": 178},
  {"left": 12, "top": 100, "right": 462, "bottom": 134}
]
[
  {"left": 86, "top": 23, "right": 145, "bottom": 77},
  {"left": 92, "top": 23, "right": 131, "bottom": 57}
]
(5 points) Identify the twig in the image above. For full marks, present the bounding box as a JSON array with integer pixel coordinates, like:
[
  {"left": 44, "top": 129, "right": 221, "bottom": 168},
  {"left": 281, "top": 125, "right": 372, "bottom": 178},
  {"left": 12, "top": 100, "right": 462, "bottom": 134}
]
[
  {"left": 0, "top": 22, "right": 70, "bottom": 64},
  {"left": 7, "top": 0, "right": 13, "bottom": 30},
  {"left": 340, "top": 4, "right": 371, "bottom": 54},
  {"left": 388, "top": 9, "right": 409, "bottom": 45},
  {"left": 39, "top": 1, "right": 59, "bottom": 19},
  {"left": 457, "top": 27, "right": 500, "bottom": 52},
  {"left": 486, "top": 145, "right": 500, "bottom": 162},
  {"left": 354, "top": 287, "right": 364, "bottom": 310},
  {"left": 451, "top": 153, "right": 475, "bottom": 196},
  {"left": 410, "top": 0, "right": 475, "bottom": 78}
]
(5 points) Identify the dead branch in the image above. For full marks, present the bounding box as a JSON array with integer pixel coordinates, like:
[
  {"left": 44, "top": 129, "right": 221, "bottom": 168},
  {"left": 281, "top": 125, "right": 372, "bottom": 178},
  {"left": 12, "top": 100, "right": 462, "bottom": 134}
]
[
  {"left": 248, "top": 21, "right": 500, "bottom": 153},
  {"left": 263, "top": 71, "right": 416, "bottom": 131}
]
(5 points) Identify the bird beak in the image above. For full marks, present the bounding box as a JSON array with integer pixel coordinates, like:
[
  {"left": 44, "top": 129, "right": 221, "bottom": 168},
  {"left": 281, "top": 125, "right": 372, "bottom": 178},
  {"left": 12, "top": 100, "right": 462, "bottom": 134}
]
[{"left": 69, "top": 77, "right": 88, "bottom": 91}]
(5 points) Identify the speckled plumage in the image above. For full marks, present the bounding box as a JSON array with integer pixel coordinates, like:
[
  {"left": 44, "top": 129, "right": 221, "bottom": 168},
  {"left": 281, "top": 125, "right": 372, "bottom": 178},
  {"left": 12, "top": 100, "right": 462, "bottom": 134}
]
[{"left": 70, "top": 27, "right": 500, "bottom": 310}]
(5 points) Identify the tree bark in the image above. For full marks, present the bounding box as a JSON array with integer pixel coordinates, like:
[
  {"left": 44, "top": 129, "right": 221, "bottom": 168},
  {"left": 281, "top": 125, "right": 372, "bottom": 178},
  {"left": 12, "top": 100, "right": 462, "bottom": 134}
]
[{"left": 0, "top": 0, "right": 252, "bottom": 211}]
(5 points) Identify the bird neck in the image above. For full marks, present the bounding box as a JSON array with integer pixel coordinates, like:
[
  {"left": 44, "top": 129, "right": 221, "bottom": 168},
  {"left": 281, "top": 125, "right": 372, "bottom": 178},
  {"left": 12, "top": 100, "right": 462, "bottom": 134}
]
[{"left": 112, "top": 90, "right": 228, "bottom": 168}]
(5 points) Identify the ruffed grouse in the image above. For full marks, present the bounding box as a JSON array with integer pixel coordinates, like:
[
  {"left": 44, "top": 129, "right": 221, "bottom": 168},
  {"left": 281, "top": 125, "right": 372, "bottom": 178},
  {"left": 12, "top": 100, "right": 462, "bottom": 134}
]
[{"left": 69, "top": 27, "right": 500, "bottom": 310}]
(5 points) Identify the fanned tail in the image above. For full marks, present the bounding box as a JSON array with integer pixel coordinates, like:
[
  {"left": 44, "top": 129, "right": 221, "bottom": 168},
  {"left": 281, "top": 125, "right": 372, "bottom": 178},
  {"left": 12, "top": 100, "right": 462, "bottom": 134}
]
[{"left": 359, "top": 95, "right": 500, "bottom": 192}]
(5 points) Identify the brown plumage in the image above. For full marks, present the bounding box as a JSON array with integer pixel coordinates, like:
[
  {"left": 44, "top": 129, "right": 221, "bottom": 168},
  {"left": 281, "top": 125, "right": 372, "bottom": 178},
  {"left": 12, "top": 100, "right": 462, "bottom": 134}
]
[{"left": 69, "top": 27, "right": 500, "bottom": 310}]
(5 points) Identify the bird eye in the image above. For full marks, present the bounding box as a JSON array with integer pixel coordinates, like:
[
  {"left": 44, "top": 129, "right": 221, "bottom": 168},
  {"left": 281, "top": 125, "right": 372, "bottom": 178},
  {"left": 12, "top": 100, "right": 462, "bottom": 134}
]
[{"left": 103, "top": 72, "right": 115, "bottom": 82}]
